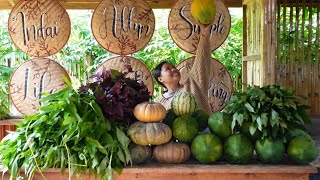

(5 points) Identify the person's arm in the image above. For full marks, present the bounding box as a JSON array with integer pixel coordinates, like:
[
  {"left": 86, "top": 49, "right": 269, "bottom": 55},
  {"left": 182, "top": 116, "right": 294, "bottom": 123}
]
[{"left": 190, "top": 24, "right": 212, "bottom": 89}]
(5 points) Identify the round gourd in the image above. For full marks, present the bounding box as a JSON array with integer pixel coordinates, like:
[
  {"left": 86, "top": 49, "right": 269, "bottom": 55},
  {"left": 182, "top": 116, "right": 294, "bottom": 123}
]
[
  {"left": 191, "top": 0, "right": 217, "bottom": 25},
  {"left": 128, "top": 122, "right": 172, "bottom": 146},
  {"left": 130, "top": 143, "right": 152, "bottom": 164},
  {"left": 153, "top": 142, "right": 191, "bottom": 163},
  {"left": 171, "top": 92, "right": 198, "bottom": 116},
  {"left": 133, "top": 101, "right": 167, "bottom": 122}
]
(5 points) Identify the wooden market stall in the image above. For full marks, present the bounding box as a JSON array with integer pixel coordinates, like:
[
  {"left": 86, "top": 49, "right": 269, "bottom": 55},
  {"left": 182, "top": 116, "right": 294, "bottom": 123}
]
[{"left": 0, "top": 0, "right": 319, "bottom": 179}]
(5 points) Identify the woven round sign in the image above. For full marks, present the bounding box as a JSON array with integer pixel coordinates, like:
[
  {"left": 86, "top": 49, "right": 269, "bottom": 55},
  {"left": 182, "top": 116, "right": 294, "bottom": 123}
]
[
  {"left": 8, "top": 0, "right": 71, "bottom": 57},
  {"left": 9, "top": 58, "right": 70, "bottom": 115},
  {"left": 168, "top": 0, "right": 231, "bottom": 54},
  {"left": 95, "top": 56, "right": 154, "bottom": 95},
  {"left": 177, "top": 56, "right": 233, "bottom": 112},
  {"left": 91, "top": 0, "right": 155, "bottom": 55}
]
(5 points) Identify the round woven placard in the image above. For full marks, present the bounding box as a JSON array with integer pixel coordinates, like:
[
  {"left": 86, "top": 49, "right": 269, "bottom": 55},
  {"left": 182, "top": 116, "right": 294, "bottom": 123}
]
[
  {"left": 95, "top": 56, "right": 154, "bottom": 95},
  {"left": 8, "top": 0, "right": 71, "bottom": 57},
  {"left": 91, "top": 0, "right": 155, "bottom": 55},
  {"left": 168, "top": 0, "right": 231, "bottom": 54},
  {"left": 9, "top": 58, "right": 70, "bottom": 115},
  {"left": 177, "top": 56, "right": 233, "bottom": 112}
]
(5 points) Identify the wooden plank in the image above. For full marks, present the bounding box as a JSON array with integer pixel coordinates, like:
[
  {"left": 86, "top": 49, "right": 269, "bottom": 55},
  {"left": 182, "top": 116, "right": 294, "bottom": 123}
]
[
  {"left": 0, "top": 119, "right": 23, "bottom": 125},
  {"left": 243, "top": 55, "right": 261, "bottom": 61},
  {"left": 1, "top": 164, "right": 317, "bottom": 180}
]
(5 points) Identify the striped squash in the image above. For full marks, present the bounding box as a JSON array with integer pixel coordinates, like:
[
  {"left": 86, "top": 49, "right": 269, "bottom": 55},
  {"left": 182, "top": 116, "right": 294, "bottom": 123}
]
[{"left": 171, "top": 92, "right": 198, "bottom": 116}]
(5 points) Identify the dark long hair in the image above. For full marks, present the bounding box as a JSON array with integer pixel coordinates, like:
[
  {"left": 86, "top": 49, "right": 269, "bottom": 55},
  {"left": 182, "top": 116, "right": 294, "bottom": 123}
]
[{"left": 153, "top": 61, "right": 168, "bottom": 91}]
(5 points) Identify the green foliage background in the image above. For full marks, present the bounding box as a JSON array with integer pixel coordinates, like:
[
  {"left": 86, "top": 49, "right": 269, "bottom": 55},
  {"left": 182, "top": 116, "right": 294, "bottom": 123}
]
[{"left": 0, "top": 9, "right": 243, "bottom": 117}]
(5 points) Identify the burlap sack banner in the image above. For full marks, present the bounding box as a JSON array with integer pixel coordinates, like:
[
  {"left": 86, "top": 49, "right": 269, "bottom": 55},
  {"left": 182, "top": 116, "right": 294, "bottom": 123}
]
[
  {"left": 168, "top": 0, "right": 231, "bottom": 54},
  {"left": 8, "top": 0, "right": 71, "bottom": 57},
  {"left": 91, "top": 0, "right": 155, "bottom": 55},
  {"left": 96, "top": 56, "right": 154, "bottom": 95},
  {"left": 9, "top": 58, "right": 70, "bottom": 115},
  {"left": 177, "top": 56, "right": 233, "bottom": 112}
]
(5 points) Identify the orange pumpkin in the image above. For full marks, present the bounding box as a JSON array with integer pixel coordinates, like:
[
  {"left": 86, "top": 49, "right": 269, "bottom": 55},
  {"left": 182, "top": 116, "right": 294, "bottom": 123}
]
[
  {"left": 153, "top": 142, "right": 191, "bottom": 163},
  {"left": 191, "top": 0, "right": 217, "bottom": 25},
  {"left": 133, "top": 101, "right": 167, "bottom": 122},
  {"left": 128, "top": 122, "right": 172, "bottom": 146}
]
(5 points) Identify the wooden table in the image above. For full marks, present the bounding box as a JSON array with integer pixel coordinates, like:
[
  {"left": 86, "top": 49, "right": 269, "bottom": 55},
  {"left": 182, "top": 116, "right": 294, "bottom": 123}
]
[{"left": 1, "top": 163, "right": 317, "bottom": 180}]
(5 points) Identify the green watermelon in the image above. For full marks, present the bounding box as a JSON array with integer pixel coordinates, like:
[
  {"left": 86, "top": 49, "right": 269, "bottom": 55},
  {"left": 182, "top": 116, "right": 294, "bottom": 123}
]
[
  {"left": 208, "top": 112, "right": 232, "bottom": 139},
  {"left": 192, "top": 109, "right": 209, "bottom": 132},
  {"left": 255, "top": 138, "right": 285, "bottom": 164},
  {"left": 224, "top": 134, "right": 254, "bottom": 164},
  {"left": 172, "top": 115, "right": 199, "bottom": 142},
  {"left": 191, "top": 133, "right": 223, "bottom": 164},
  {"left": 287, "top": 135, "right": 318, "bottom": 164},
  {"left": 171, "top": 92, "right": 198, "bottom": 116},
  {"left": 162, "top": 109, "right": 177, "bottom": 128}
]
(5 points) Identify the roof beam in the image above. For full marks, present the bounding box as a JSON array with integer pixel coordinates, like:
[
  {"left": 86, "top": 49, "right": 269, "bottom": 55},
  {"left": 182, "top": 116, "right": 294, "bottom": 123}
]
[{"left": 0, "top": 0, "right": 243, "bottom": 10}]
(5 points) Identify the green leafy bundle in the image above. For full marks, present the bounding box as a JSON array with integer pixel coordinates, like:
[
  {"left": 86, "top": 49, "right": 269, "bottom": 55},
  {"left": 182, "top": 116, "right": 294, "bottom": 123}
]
[
  {"left": 0, "top": 85, "right": 131, "bottom": 180},
  {"left": 224, "top": 85, "right": 311, "bottom": 142}
]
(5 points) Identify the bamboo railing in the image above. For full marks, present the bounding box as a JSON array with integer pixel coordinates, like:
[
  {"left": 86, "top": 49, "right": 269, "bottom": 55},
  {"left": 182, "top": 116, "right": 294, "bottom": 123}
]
[{"left": 276, "top": 0, "right": 320, "bottom": 115}]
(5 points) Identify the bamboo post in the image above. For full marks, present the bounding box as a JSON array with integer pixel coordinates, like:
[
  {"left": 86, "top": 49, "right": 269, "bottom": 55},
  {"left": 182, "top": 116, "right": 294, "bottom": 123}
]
[
  {"left": 316, "top": 1, "right": 320, "bottom": 114},
  {"left": 242, "top": 5, "right": 248, "bottom": 91},
  {"left": 276, "top": 0, "right": 281, "bottom": 85},
  {"left": 307, "top": 1, "right": 313, "bottom": 114},
  {"left": 289, "top": 2, "right": 294, "bottom": 89},
  {"left": 294, "top": 2, "right": 300, "bottom": 98},
  {"left": 283, "top": 0, "right": 288, "bottom": 88}
]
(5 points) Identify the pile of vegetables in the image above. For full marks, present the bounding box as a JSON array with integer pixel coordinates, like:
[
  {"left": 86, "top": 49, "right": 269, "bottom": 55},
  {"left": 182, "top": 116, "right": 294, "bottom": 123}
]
[
  {"left": 224, "top": 85, "right": 311, "bottom": 141},
  {"left": 0, "top": 70, "right": 150, "bottom": 179}
]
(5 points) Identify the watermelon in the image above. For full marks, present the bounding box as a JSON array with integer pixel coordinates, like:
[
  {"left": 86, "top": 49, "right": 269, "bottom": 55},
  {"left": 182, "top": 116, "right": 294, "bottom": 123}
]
[
  {"left": 208, "top": 112, "right": 232, "bottom": 139},
  {"left": 287, "top": 135, "right": 318, "bottom": 164},
  {"left": 171, "top": 92, "right": 198, "bottom": 116},
  {"left": 192, "top": 109, "right": 209, "bottom": 132},
  {"left": 172, "top": 115, "right": 199, "bottom": 142},
  {"left": 224, "top": 134, "right": 254, "bottom": 164},
  {"left": 191, "top": 133, "right": 223, "bottom": 164},
  {"left": 255, "top": 138, "right": 285, "bottom": 164}
]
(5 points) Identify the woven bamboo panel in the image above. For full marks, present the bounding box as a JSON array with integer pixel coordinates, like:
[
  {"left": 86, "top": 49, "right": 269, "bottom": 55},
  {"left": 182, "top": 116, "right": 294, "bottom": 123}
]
[
  {"left": 168, "top": 0, "right": 231, "bottom": 54},
  {"left": 177, "top": 56, "right": 233, "bottom": 112},
  {"left": 95, "top": 56, "right": 154, "bottom": 95},
  {"left": 8, "top": 0, "right": 71, "bottom": 57},
  {"left": 9, "top": 58, "right": 70, "bottom": 115},
  {"left": 91, "top": 0, "right": 155, "bottom": 55}
]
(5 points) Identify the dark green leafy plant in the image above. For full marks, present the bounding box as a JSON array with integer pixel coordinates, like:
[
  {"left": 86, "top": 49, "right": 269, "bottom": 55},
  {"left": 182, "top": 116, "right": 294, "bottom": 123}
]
[
  {"left": 80, "top": 69, "right": 150, "bottom": 125},
  {"left": 0, "top": 83, "right": 131, "bottom": 180},
  {"left": 224, "top": 85, "right": 311, "bottom": 142}
]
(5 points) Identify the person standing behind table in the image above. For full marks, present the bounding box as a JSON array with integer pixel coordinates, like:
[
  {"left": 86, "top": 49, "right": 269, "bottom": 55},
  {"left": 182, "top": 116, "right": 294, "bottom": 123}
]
[{"left": 153, "top": 23, "right": 213, "bottom": 114}]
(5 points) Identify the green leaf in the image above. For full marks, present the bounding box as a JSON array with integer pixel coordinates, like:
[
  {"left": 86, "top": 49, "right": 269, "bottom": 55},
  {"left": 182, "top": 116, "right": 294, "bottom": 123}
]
[
  {"left": 63, "top": 115, "right": 77, "bottom": 125},
  {"left": 271, "top": 109, "right": 280, "bottom": 127},
  {"left": 256, "top": 116, "right": 262, "bottom": 131},
  {"left": 244, "top": 102, "right": 255, "bottom": 113},
  {"left": 116, "top": 127, "right": 130, "bottom": 148},
  {"left": 90, "top": 100, "right": 111, "bottom": 131}
]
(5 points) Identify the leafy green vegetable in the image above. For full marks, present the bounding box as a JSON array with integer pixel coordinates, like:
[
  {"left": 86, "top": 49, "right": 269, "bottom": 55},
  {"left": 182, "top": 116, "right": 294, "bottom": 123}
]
[
  {"left": 224, "top": 85, "right": 311, "bottom": 142},
  {"left": 80, "top": 69, "right": 150, "bottom": 125},
  {"left": 0, "top": 85, "right": 131, "bottom": 180}
]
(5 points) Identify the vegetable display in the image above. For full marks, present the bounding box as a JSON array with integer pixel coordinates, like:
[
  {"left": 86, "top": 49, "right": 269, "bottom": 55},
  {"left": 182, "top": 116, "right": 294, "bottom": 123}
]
[{"left": 0, "top": 80, "right": 131, "bottom": 180}]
